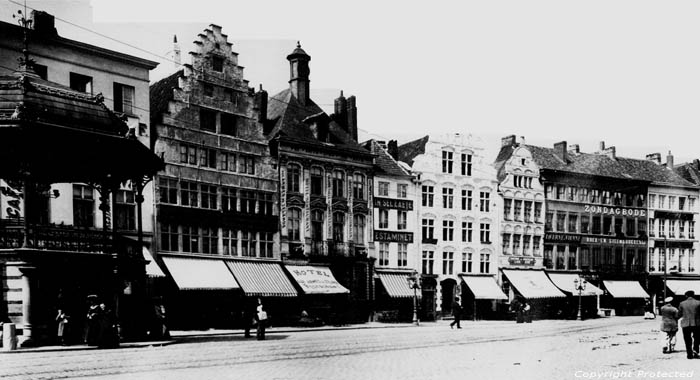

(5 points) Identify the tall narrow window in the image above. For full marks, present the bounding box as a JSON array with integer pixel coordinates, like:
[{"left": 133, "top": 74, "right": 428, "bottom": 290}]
[
  {"left": 160, "top": 223, "right": 179, "bottom": 251},
  {"left": 442, "top": 151, "right": 453, "bottom": 173},
  {"left": 212, "top": 56, "right": 224, "bottom": 72},
  {"left": 311, "top": 210, "right": 324, "bottom": 241},
  {"left": 222, "top": 229, "right": 238, "bottom": 256},
  {"left": 202, "top": 227, "right": 218, "bottom": 254},
  {"left": 310, "top": 167, "right": 324, "bottom": 195},
  {"left": 353, "top": 174, "right": 365, "bottom": 200},
  {"left": 397, "top": 244, "right": 408, "bottom": 267},
  {"left": 287, "top": 164, "right": 301, "bottom": 193},
  {"left": 461, "top": 153, "right": 472, "bottom": 176},
  {"left": 182, "top": 225, "right": 199, "bottom": 253},
  {"left": 479, "top": 253, "right": 490, "bottom": 273},
  {"left": 333, "top": 212, "right": 345, "bottom": 241},
  {"left": 442, "top": 187, "right": 454, "bottom": 209},
  {"left": 479, "top": 192, "right": 490, "bottom": 212},
  {"left": 480, "top": 223, "right": 490, "bottom": 243},
  {"left": 513, "top": 200, "right": 522, "bottom": 221},
  {"left": 332, "top": 171, "right": 345, "bottom": 198},
  {"left": 524, "top": 201, "right": 532, "bottom": 222},
  {"left": 422, "top": 186, "right": 434, "bottom": 207},
  {"left": 378, "top": 209, "right": 389, "bottom": 229},
  {"left": 200, "top": 185, "right": 217, "bottom": 210},
  {"left": 462, "top": 222, "right": 473, "bottom": 242},
  {"left": 379, "top": 243, "right": 389, "bottom": 266},
  {"left": 397, "top": 184, "right": 408, "bottom": 198},
  {"left": 397, "top": 211, "right": 407, "bottom": 230},
  {"left": 260, "top": 232, "right": 274, "bottom": 258},
  {"left": 442, "top": 220, "right": 454, "bottom": 241},
  {"left": 422, "top": 251, "right": 434, "bottom": 275},
  {"left": 502, "top": 234, "right": 511, "bottom": 255},
  {"left": 378, "top": 182, "right": 390, "bottom": 197},
  {"left": 159, "top": 178, "right": 178, "bottom": 204},
  {"left": 222, "top": 188, "right": 237, "bottom": 212},
  {"left": 442, "top": 251, "right": 454, "bottom": 275},
  {"left": 114, "top": 190, "right": 136, "bottom": 230},
  {"left": 113, "top": 82, "right": 135, "bottom": 114},
  {"left": 422, "top": 219, "right": 434, "bottom": 240},
  {"left": 288, "top": 208, "right": 302, "bottom": 241},
  {"left": 353, "top": 214, "right": 366, "bottom": 244}
]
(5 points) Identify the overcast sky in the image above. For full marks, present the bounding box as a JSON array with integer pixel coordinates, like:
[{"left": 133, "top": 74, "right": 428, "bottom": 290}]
[{"left": 2, "top": 0, "right": 700, "bottom": 163}]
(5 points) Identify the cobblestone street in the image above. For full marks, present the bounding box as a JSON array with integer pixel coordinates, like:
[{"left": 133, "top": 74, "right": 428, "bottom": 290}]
[{"left": 1, "top": 317, "right": 697, "bottom": 380}]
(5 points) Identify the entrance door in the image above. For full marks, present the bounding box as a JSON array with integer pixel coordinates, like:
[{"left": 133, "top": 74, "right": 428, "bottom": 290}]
[
  {"left": 440, "top": 279, "right": 457, "bottom": 318},
  {"left": 420, "top": 277, "right": 436, "bottom": 321}
]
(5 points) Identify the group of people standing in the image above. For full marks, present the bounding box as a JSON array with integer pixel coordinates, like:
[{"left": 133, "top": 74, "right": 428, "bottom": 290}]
[{"left": 659, "top": 290, "right": 700, "bottom": 359}]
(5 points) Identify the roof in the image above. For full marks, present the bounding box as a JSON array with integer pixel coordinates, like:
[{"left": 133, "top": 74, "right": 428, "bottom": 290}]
[
  {"left": 266, "top": 89, "right": 371, "bottom": 156},
  {"left": 496, "top": 141, "right": 697, "bottom": 188},
  {"left": 362, "top": 140, "right": 412, "bottom": 177},
  {"left": 674, "top": 162, "right": 700, "bottom": 186},
  {"left": 149, "top": 70, "right": 183, "bottom": 127},
  {"left": 397, "top": 135, "right": 429, "bottom": 166}
]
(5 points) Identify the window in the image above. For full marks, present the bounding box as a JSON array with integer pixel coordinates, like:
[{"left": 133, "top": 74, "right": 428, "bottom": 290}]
[
  {"left": 159, "top": 178, "right": 178, "bottom": 204},
  {"left": 397, "top": 184, "right": 407, "bottom": 198},
  {"left": 556, "top": 186, "right": 565, "bottom": 200},
  {"left": 220, "top": 152, "right": 237, "bottom": 172},
  {"left": 114, "top": 190, "right": 136, "bottom": 230},
  {"left": 260, "top": 232, "right": 274, "bottom": 258},
  {"left": 353, "top": 174, "right": 365, "bottom": 200},
  {"left": 259, "top": 193, "right": 274, "bottom": 215},
  {"left": 422, "top": 186, "right": 434, "bottom": 207},
  {"left": 544, "top": 245, "right": 553, "bottom": 269},
  {"left": 627, "top": 218, "right": 637, "bottom": 237},
  {"left": 422, "top": 219, "right": 434, "bottom": 240},
  {"left": 212, "top": 56, "right": 224, "bottom": 72},
  {"left": 223, "top": 229, "right": 238, "bottom": 256},
  {"left": 568, "top": 246, "right": 577, "bottom": 269},
  {"left": 580, "top": 215, "right": 590, "bottom": 234},
  {"left": 512, "top": 234, "right": 520, "bottom": 254},
  {"left": 659, "top": 195, "right": 666, "bottom": 209},
  {"left": 202, "top": 227, "right": 217, "bottom": 254},
  {"left": 241, "top": 230, "right": 256, "bottom": 257},
  {"left": 523, "top": 235, "right": 531, "bottom": 255},
  {"left": 679, "top": 197, "right": 686, "bottom": 211},
  {"left": 592, "top": 216, "right": 601, "bottom": 234},
  {"left": 180, "top": 181, "right": 198, "bottom": 207},
  {"left": 590, "top": 189, "right": 599, "bottom": 203},
  {"left": 397, "top": 211, "right": 407, "bottom": 230},
  {"left": 545, "top": 212, "right": 553, "bottom": 230},
  {"left": 479, "top": 253, "right": 490, "bottom": 273},
  {"left": 33, "top": 63, "right": 47, "bottom": 80},
  {"left": 332, "top": 171, "right": 345, "bottom": 198},
  {"left": 442, "top": 251, "right": 454, "bottom": 275},
  {"left": 442, "top": 220, "right": 454, "bottom": 241},
  {"left": 442, "top": 151, "right": 453, "bottom": 173},
  {"left": 199, "top": 148, "right": 217, "bottom": 169},
  {"left": 287, "top": 164, "right": 301, "bottom": 193},
  {"left": 480, "top": 223, "right": 490, "bottom": 243},
  {"left": 422, "top": 251, "right": 434, "bottom": 274},
  {"left": 556, "top": 246, "right": 566, "bottom": 269},
  {"left": 288, "top": 208, "right": 302, "bottom": 241},
  {"left": 603, "top": 216, "right": 612, "bottom": 235},
  {"left": 203, "top": 84, "right": 214, "bottom": 97},
  {"left": 669, "top": 197, "right": 676, "bottom": 210},
  {"left": 239, "top": 190, "right": 255, "bottom": 214},
  {"left": 182, "top": 225, "right": 199, "bottom": 253},
  {"left": 669, "top": 220, "right": 676, "bottom": 238},
  {"left": 479, "top": 192, "right": 490, "bottom": 212},
  {"left": 378, "top": 182, "right": 390, "bottom": 196},
  {"left": 578, "top": 188, "right": 589, "bottom": 202},
  {"left": 160, "top": 223, "right": 178, "bottom": 251},
  {"left": 332, "top": 212, "right": 345, "bottom": 241},
  {"left": 601, "top": 191, "right": 611, "bottom": 205},
  {"left": 534, "top": 202, "right": 542, "bottom": 221},
  {"left": 200, "top": 109, "right": 217, "bottom": 132},
  {"left": 397, "top": 244, "right": 408, "bottom": 267},
  {"left": 113, "top": 82, "right": 135, "bottom": 114},
  {"left": 461, "top": 153, "right": 472, "bottom": 176},
  {"left": 513, "top": 200, "right": 522, "bottom": 221},
  {"left": 502, "top": 234, "right": 511, "bottom": 255},
  {"left": 379, "top": 243, "right": 389, "bottom": 266},
  {"left": 180, "top": 144, "right": 197, "bottom": 165},
  {"left": 638, "top": 219, "right": 647, "bottom": 237},
  {"left": 462, "top": 190, "right": 472, "bottom": 211},
  {"left": 200, "top": 185, "right": 217, "bottom": 210},
  {"left": 222, "top": 188, "right": 237, "bottom": 212},
  {"left": 465, "top": 252, "right": 473, "bottom": 272},
  {"left": 353, "top": 214, "right": 366, "bottom": 244},
  {"left": 442, "top": 187, "right": 454, "bottom": 208},
  {"left": 311, "top": 210, "right": 324, "bottom": 241},
  {"left": 690, "top": 222, "right": 696, "bottom": 239},
  {"left": 310, "top": 167, "right": 324, "bottom": 195},
  {"left": 239, "top": 155, "right": 255, "bottom": 174},
  {"left": 649, "top": 194, "right": 657, "bottom": 208},
  {"left": 567, "top": 187, "right": 575, "bottom": 201},
  {"left": 568, "top": 214, "right": 578, "bottom": 233},
  {"left": 690, "top": 198, "right": 696, "bottom": 211},
  {"left": 533, "top": 236, "right": 541, "bottom": 253},
  {"left": 524, "top": 201, "right": 532, "bottom": 222},
  {"left": 462, "top": 221, "right": 473, "bottom": 242},
  {"left": 220, "top": 113, "right": 238, "bottom": 136},
  {"left": 70, "top": 72, "right": 92, "bottom": 93},
  {"left": 378, "top": 209, "right": 389, "bottom": 229},
  {"left": 556, "top": 213, "right": 565, "bottom": 232}
]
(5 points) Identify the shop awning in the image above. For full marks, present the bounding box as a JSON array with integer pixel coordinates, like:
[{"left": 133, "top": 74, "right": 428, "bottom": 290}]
[
  {"left": 547, "top": 273, "right": 604, "bottom": 296},
  {"left": 143, "top": 246, "right": 165, "bottom": 277},
  {"left": 162, "top": 257, "right": 240, "bottom": 290},
  {"left": 603, "top": 281, "right": 649, "bottom": 298},
  {"left": 501, "top": 269, "right": 566, "bottom": 299},
  {"left": 666, "top": 280, "right": 700, "bottom": 295},
  {"left": 285, "top": 265, "right": 349, "bottom": 294},
  {"left": 460, "top": 275, "right": 508, "bottom": 300},
  {"left": 224, "top": 260, "right": 298, "bottom": 297},
  {"left": 377, "top": 272, "right": 420, "bottom": 298}
]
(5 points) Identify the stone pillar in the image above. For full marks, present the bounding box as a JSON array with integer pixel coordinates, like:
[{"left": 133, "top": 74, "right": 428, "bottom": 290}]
[{"left": 14, "top": 264, "right": 36, "bottom": 347}]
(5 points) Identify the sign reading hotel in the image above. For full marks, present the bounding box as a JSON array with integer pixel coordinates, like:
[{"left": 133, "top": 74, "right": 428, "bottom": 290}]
[
  {"left": 374, "top": 230, "right": 414, "bottom": 243},
  {"left": 373, "top": 197, "right": 413, "bottom": 211},
  {"left": 288, "top": 266, "right": 350, "bottom": 294},
  {"left": 583, "top": 205, "right": 646, "bottom": 217}
]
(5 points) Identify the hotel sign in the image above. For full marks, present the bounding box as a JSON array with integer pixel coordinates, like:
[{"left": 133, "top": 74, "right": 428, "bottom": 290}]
[
  {"left": 508, "top": 257, "right": 536, "bottom": 266},
  {"left": 374, "top": 197, "right": 413, "bottom": 211},
  {"left": 374, "top": 230, "right": 414, "bottom": 243},
  {"left": 583, "top": 205, "right": 646, "bottom": 217}
]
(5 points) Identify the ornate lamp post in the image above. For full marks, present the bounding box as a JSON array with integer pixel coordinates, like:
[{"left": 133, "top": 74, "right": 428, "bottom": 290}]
[
  {"left": 574, "top": 277, "right": 587, "bottom": 321},
  {"left": 407, "top": 270, "right": 420, "bottom": 326}
]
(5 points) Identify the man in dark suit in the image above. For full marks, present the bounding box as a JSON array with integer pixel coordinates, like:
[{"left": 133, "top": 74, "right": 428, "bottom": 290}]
[
  {"left": 450, "top": 297, "right": 462, "bottom": 329},
  {"left": 678, "top": 290, "right": 700, "bottom": 359}
]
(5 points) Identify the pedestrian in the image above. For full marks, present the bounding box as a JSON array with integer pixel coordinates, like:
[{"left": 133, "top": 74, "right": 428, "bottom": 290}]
[
  {"left": 644, "top": 298, "right": 656, "bottom": 320},
  {"left": 523, "top": 302, "right": 532, "bottom": 323},
  {"left": 242, "top": 299, "right": 254, "bottom": 338},
  {"left": 450, "top": 297, "right": 462, "bottom": 329},
  {"left": 85, "top": 295, "right": 101, "bottom": 346},
  {"left": 659, "top": 296, "right": 680, "bottom": 354},
  {"left": 255, "top": 298, "right": 268, "bottom": 340},
  {"left": 56, "top": 309, "right": 70, "bottom": 346},
  {"left": 678, "top": 290, "right": 700, "bottom": 359},
  {"left": 511, "top": 297, "right": 524, "bottom": 323},
  {"left": 152, "top": 298, "right": 169, "bottom": 340}
]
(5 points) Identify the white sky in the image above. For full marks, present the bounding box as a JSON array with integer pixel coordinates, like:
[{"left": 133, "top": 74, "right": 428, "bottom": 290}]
[{"left": 2, "top": 0, "right": 700, "bottom": 164}]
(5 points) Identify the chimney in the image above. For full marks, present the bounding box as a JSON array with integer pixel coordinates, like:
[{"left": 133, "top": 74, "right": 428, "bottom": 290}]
[
  {"left": 693, "top": 159, "right": 700, "bottom": 171},
  {"left": 173, "top": 35, "right": 181, "bottom": 68},
  {"left": 553, "top": 141, "right": 568, "bottom": 163},
  {"left": 346, "top": 95, "right": 357, "bottom": 141},
  {"left": 31, "top": 11, "right": 57, "bottom": 36},
  {"left": 286, "top": 42, "right": 311, "bottom": 105},
  {"left": 599, "top": 141, "right": 606, "bottom": 151},
  {"left": 255, "top": 84, "right": 268, "bottom": 124},
  {"left": 646, "top": 153, "right": 662, "bottom": 165},
  {"left": 501, "top": 135, "right": 517, "bottom": 147},
  {"left": 518, "top": 136, "right": 526, "bottom": 145},
  {"left": 333, "top": 90, "right": 348, "bottom": 131},
  {"left": 667, "top": 151, "right": 674, "bottom": 169},
  {"left": 388, "top": 140, "right": 399, "bottom": 161},
  {"left": 605, "top": 146, "right": 616, "bottom": 160},
  {"left": 569, "top": 144, "right": 580, "bottom": 154}
]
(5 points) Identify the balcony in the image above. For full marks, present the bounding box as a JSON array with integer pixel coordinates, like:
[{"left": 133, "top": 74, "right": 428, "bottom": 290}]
[{"left": 0, "top": 223, "right": 111, "bottom": 253}]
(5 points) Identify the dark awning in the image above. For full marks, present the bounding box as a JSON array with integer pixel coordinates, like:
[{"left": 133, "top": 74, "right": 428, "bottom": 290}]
[{"left": 225, "top": 260, "right": 297, "bottom": 297}]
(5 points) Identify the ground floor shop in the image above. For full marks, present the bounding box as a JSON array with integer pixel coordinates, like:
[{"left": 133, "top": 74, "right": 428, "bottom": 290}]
[{"left": 500, "top": 268, "right": 567, "bottom": 320}]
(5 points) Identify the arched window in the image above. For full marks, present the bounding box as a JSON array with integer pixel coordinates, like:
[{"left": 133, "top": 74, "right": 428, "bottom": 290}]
[
  {"left": 333, "top": 212, "right": 345, "bottom": 241},
  {"left": 287, "top": 164, "right": 301, "bottom": 193},
  {"left": 310, "top": 167, "right": 324, "bottom": 195},
  {"left": 353, "top": 214, "right": 366, "bottom": 244},
  {"left": 332, "top": 171, "right": 345, "bottom": 198},
  {"left": 288, "top": 208, "right": 302, "bottom": 241}
]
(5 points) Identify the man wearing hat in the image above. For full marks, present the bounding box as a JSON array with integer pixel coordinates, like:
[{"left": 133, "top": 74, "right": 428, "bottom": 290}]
[
  {"left": 659, "top": 296, "right": 679, "bottom": 353},
  {"left": 678, "top": 290, "right": 700, "bottom": 359}
]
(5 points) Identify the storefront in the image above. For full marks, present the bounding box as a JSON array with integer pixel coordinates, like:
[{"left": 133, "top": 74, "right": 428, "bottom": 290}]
[
  {"left": 459, "top": 275, "right": 508, "bottom": 320},
  {"left": 501, "top": 269, "right": 566, "bottom": 319},
  {"left": 285, "top": 265, "right": 350, "bottom": 325},
  {"left": 374, "top": 270, "right": 419, "bottom": 322},
  {"left": 546, "top": 272, "right": 604, "bottom": 319},
  {"left": 665, "top": 279, "right": 700, "bottom": 297},
  {"left": 601, "top": 280, "right": 649, "bottom": 316}
]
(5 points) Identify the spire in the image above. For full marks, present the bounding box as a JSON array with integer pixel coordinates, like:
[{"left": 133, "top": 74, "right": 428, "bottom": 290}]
[{"left": 172, "top": 34, "right": 181, "bottom": 68}]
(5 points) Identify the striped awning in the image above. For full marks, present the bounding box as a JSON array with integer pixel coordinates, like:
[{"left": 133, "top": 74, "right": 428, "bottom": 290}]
[
  {"left": 501, "top": 269, "right": 566, "bottom": 299},
  {"left": 162, "top": 257, "right": 240, "bottom": 290},
  {"left": 285, "top": 265, "right": 349, "bottom": 294},
  {"left": 547, "top": 273, "right": 604, "bottom": 296},
  {"left": 377, "top": 272, "right": 420, "bottom": 298},
  {"left": 666, "top": 280, "right": 700, "bottom": 296},
  {"left": 460, "top": 275, "right": 508, "bottom": 300},
  {"left": 603, "top": 281, "right": 649, "bottom": 298},
  {"left": 142, "top": 246, "right": 165, "bottom": 277},
  {"left": 224, "top": 260, "right": 298, "bottom": 297}
]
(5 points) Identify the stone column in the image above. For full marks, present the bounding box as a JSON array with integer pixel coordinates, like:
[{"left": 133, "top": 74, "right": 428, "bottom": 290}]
[{"left": 14, "top": 264, "right": 36, "bottom": 347}]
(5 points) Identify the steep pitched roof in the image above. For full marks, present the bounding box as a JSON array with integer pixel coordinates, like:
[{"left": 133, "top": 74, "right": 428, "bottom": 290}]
[
  {"left": 674, "top": 162, "right": 700, "bottom": 186},
  {"left": 362, "top": 140, "right": 412, "bottom": 178},
  {"left": 149, "top": 70, "right": 183, "bottom": 127},
  {"left": 397, "top": 135, "right": 429, "bottom": 167}
]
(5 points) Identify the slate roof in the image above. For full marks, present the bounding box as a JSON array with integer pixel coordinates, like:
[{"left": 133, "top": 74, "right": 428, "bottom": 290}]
[
  {"left": 497, "top": 142, "right": 698, "bottom": 188},
  {"left": 362, "top": 140, "right": 412, "bottom": 178},
  {"left": 674, "top": 163, "right": 700, "bottom": 186},
  {"left": 265, "top": 89, "right": 371, "bottom": 155},
  {"left": 397, "top": 135, "right": 429, "bottom": 167},
  {"left": 149, "top": 70, "right": 183, "bottom": 127}
]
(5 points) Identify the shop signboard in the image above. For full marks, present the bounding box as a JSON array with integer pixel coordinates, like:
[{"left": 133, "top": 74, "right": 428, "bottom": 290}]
[
  {"left": 374, "top": 230, "right": 413, "bottom": 243},
  {"left": 373, "top": 197, "right": 413, "bottom": 211}
]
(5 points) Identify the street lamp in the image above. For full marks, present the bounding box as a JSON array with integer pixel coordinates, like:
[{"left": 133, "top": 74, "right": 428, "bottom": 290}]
[
  {"left": 407, "top": 270, "right": 420, "bottom": 326},
  {"left": 574, "top": 277, "right": 587, "bottom": 321}
]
